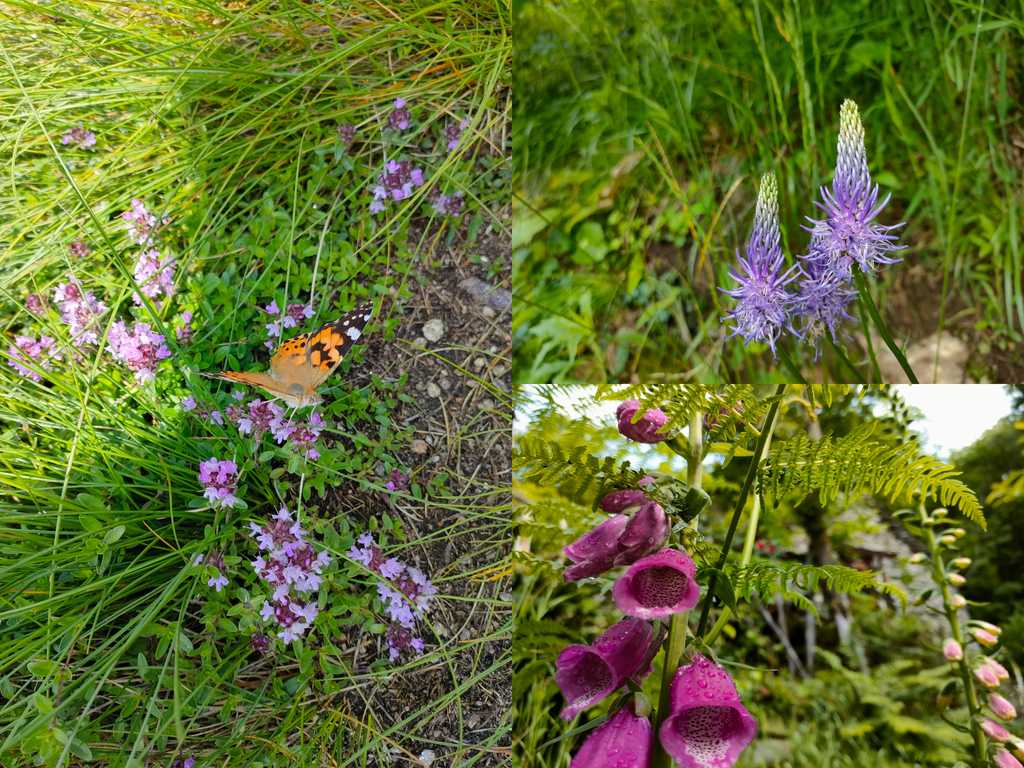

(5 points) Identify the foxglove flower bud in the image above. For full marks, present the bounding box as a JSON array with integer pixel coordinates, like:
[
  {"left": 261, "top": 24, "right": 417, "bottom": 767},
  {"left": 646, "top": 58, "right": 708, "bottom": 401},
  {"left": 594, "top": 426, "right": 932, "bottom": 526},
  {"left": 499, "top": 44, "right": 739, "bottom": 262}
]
[
  {"left": 570, "top": 706, "right": 653, "bottom": 768},
  {"left": 600, "top": 489, "right": 651, "bottom": 513},
  {"left": 952, "top": 528, "right": 967, "bottom": 539},
  {"left": 556, "top": 618, "right": 654, "bottom": 720},
  {"left": 614, "top": 502, "right": 670, "bottom": 566},
  {"left": 659, "top": 654, "right": 758, "bottom": 768},
  {"left": 722, "top": 172, "right": 797, "bottom": 356},
  {"left": 939, "top": 534, "right": 957, "bottom": 546},
  {"left": 995, "top": 749, "right": 1024, "bottom": 768},
  {"left": 942, "top": 639, "right": 962, "bottom": 661},
  {"left": 983, "top": 657, "right": 1011, "bottom": 683},
  {"left": 563, "top": 515, "right": 629, "bottom": 582},
  {"left": 983, "top": 719, "right": 1013, "bottom": 743},
  {"left": 951, "top": 557, "right": 972, "bottom": 569},
  {"left": 990, "top": 693, "right": 1018, "bottom": 721},
  {"left": 975, "top": 621, "right": 1003, "bottom": 636},
  {"left": 976, "top": 659, "right": 1004, "bottom": 689},
  {"left": 613, "top": 548, "right": 700, "bottom": 620},
  {"left": 948, "top": 573, "right": 966, "bottom": 587},
  {"left": 616, "top": 400, "right": 669, "bottom": 443},
  {"left": 951, "top": 594, "right": 967, "bottom": 609},
  {"left": 908, "top": 552, "right": 927, "bottom": 564},
  {"left": 933, "top": 507, "right": 949, "bottom": 518},
  {"left": 973, "top": 628, "right": 1000, "bottom": 648}
]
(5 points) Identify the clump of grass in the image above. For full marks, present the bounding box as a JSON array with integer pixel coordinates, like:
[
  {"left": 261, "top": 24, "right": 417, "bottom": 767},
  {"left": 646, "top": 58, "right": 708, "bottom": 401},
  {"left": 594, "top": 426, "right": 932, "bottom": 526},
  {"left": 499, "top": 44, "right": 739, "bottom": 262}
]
[
  {"left": 0, "top": 2, "right": 510, "bottom": 765},
  {"left": 513, "top": 0, "right": 1023, "bottom": 382}
]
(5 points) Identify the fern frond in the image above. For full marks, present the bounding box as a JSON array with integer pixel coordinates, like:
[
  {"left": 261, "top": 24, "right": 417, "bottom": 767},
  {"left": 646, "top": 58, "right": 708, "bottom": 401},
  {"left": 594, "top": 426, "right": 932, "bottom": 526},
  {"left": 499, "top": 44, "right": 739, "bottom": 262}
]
[
  {"left": 760, "top": 424, "right": 985, "bottom": 528},
  {"left": 513, "top": 436, "right": 648, "bottom": 508}
]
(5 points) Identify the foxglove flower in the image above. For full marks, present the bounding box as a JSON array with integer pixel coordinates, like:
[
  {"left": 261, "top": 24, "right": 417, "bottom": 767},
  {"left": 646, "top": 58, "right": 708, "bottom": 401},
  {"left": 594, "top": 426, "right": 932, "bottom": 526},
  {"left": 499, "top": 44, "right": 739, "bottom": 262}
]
[
  {"left": 721, "top": 172, "right": 797, "bottom": 356},
  {"left": 983, "top": 719, "right": 1014, "bottom": 743},
  {"left": 617, "top": 399, "right": 669, "bottom": 443},
  {"left": 975, "top": 621, "right": 1002, "bottom": 636},
  {"left": 198, "top": 457, "right": 241, "bottom": 509},
  {"left": 801, "top": 100, "right": 905, "bottom": 279},
  {"left": 990, "top": 693, "right": 1017, "bottom": 721},
  {"left": 951, "top": 594, "right": 967, "bottom": 609},
  {"left": 600, "top": 489, "right": 651, "bottom": 513},
  {"left": 388, "top": 98, "right": 411, "bottom": 131},
  {"left": 53, "top": 279, "right": 106, "bottom": 345},
  {"left": 951, "top": 557, "right": 972, "bottom": 569},
  {"left": 616, "top": 502, "right": 670, "bottom": 565},
  {"left": 973, "top": 627, "right": 999, "bottom": 647},
  {"left": 613, "top": 548, "right": 700, "bottom": 619},
  {"left": 107, "top": 321, "right": 171, "bottom": 383},
  {"left": 659, "top": 654, "right": 758, "bottom": 768},
  {"left": 942, "top": 639, "right": 962, "bottom": 661},
  {"left": 7, "top": 335, "right": 60, "bottom": 382},
  {"left": 976, "top": 659, "right": 1004, "bottom": 689},
  {"left": 563, "top": 502, "right": 668, "bottom": 582},
  {"left": 132, "top": 248, "right": 176, "bottom": 305},
  {"left": 997, "top": 749, "right": 1024, "bottom": 768},
  {"left": 61, "top": 125, "right": 96, "bottom": 150},
  {"left": 556, "top": 618, "right": 653, "bottom": 719},
  {"left": 570, "top": 706, "right": 652, "bottom": 768}
]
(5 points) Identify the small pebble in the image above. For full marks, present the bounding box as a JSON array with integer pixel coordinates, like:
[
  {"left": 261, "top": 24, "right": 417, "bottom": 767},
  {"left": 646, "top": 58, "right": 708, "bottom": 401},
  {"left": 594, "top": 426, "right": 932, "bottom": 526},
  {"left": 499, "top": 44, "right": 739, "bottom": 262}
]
[
  {"left": 422, "top": 318, "right": 445, "bottom": 342},
  {"left": 411, "top": 439, "right": 429, "bottom": 455},
  {"left": 426, "top": 382, "right": 441, "bottom": 398}
]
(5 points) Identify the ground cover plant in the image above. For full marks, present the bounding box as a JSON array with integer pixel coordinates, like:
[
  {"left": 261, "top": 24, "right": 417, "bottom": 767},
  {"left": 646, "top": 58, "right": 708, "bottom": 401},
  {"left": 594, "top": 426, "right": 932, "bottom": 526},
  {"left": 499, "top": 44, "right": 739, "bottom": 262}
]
[
  {"left": 513, "top": 385, "right": 1024, "bottom": 767},
  {"left": 512, "top": 0, "right": 1024, "bottom": 383},
  {"left": 0, "top": 2, "right": 511, "bottom": 766}
]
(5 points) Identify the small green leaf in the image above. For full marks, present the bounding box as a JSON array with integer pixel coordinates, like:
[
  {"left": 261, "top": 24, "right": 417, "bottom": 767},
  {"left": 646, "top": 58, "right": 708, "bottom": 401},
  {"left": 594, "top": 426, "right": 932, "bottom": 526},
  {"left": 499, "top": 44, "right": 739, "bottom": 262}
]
[
  {"left": 103, "top": 525, "right": 126, "bottom": 545},
  {"left": 711, "top": 570, "right": 737, "bottom": 612},
  {"left": 32, "top": 692, "right": 53, "bottom": 714},
  {"left": 27, "top": 660, "right": 59, "bottom": 677}
]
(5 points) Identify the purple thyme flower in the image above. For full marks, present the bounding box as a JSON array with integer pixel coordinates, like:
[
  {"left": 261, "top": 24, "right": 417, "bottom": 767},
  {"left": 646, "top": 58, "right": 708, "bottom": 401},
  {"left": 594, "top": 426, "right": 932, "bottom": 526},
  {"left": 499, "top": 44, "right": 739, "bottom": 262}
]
[
  {"left": 250, "top": 632, "right": 270, "bottom": 654},
  {"left": 61, "top": 125, "right": 96, "bottom": 150},
  {"left": 69, "top": 239, "right": 90, "bottom": 258},
  {"left": 370, "top": 160, "right": 424, "bottom": 214},
  {"left": 385, "top": 468, "right": 409, "bottom": 492},
  {"left": 132, "top": 248, "right": 176, "bottom": 305},
  {"left": 235, "top": 398, "right": 286, "bottom": 440},
  {"left": 445, "top": 118, "right": 469, "bottom": 151},
  {"left": 263, "top": 301, "right": 312, "bottom": 342},
  {"left": 198, "top": 457, "right": 241, "bottom": 509},
  {"left": 196, "top": 550, "right": 228, "bottom": 592},
  {"left": 721, "top": 172, "right": 797, "bottom": 356},
  {"left": 53, "top": 279, "right": 106, "bottom": 345},
  {"left": 251, "top": 507, "right": 330, "bottom": 645},
  {"left": 7, "top": 335, "right": 61, "bottom": 382},
  {"left": 338, "top": 123, "right": 356, "bottom": 145},
  {"left": 25, "top": 293, "right": 46, "bottom": 316},
  {"left": 121, "top": 198, "right": 165, "bottom": 245},
  {"left": 388, "top": 98, "right": 411, "bottom": 131},
  {"left": 801, "top": 100, "right": 905, "bottom": 280},
  {"left": 106, "top": 320, "right": 171, "bottom": 383},
  {"left": 176, "top": 311, "right": 193, "bottom": 343},
  {"left": 430, "top": 190, "right": 464, "bottom": 218}
]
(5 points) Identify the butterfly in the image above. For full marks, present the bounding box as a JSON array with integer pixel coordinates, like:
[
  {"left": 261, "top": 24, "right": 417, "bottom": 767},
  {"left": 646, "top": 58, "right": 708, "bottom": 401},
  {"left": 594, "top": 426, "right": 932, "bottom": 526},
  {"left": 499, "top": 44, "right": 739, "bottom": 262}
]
[{"left": 213, "top": 302, "right": 374, "bottom": 408}]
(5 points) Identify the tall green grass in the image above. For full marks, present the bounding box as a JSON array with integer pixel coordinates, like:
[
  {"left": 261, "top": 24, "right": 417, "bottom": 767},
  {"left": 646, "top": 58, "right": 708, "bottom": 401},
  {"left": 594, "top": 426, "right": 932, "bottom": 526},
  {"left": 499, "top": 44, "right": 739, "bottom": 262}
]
[
  {"left": 0, "top": 2, "right": 510, "bottom": 765},
  {"left": 513, "top": 0, "right": 1023, "bottom": 382}
]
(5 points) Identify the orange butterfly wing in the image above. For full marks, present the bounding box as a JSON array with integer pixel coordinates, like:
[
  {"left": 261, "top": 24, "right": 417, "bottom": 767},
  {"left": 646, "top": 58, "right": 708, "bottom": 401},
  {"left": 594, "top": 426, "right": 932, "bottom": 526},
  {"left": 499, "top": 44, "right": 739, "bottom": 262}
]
[{"left": 296, "top": 302, "right": 374, "bottom": 390}]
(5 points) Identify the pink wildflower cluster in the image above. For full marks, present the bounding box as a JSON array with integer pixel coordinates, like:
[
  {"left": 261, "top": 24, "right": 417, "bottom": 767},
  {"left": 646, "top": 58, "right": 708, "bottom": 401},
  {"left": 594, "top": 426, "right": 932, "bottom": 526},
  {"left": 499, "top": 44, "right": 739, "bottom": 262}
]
[
  {"left": 388, "top": 98, "right": 411, "bottom": 131},
  {"left": 121, "top": 198, "right": 164, "bottom": 245},
  {"left": 69, "top": 239, "right": 90, "bottom": 259},
  {"left": 176, "top": 311, "right": 193, "bottom": 343},
  {"left": 53, "top": 280, "right": 107, "bottom": 345},
  {"left": 61, "top": 125, "right": 96, "bottom": 150},
  {"left": 348, "top": 532, "right": 437, "bottom": 661},
  {"left": 194, "top": 551, "right": 228, "bottom": 592},
  {"left": 132, "top": 248, "right": 176, "bottom": 305},
  {"left": 25, "top": 293, "right": 46, "bottom": 316},
  {"left": 223, "top": 398, "right": 326, "bottom": 459},
  {"left": 263, "top": 300, "right": 313, "bottom": 346},
  {"left": 198, "top": 457, "right": 241, "bottom": 509},
  {"left": 6, "top": 335, "right": 60, "bottom": 382},
  {"left": 338, "top": 123, "right": 356, "bottom": 145},
  {"left": 430, "top": 190, "right": 464, "bottom": 218},
  {"left": 445, "top": 118, "right": 468, "bottom": 151},
  {"left": 385, "top": 469, "right": 409, "bottom": 492},
  {"left": 250, "top": 507, "right": 331, "bottom": 644},
  {"left": 369, "top": 160, "right": 424, "bottom": 214},
  {"left": 107, "top": 320, "right": 171, "bottom": 383}
]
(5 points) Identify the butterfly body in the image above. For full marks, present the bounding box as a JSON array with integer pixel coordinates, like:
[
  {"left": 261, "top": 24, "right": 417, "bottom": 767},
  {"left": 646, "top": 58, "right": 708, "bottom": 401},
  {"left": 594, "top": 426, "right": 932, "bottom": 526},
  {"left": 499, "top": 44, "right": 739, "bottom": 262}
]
[{"left": 217, "top": 302, "right": 373, "bottom": 407}]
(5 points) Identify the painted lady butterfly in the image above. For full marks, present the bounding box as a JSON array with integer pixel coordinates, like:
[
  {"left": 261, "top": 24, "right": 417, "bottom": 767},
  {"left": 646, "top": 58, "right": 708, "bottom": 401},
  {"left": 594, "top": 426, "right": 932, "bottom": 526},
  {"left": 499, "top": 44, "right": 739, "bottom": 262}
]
[{"left": 215, "top": 302, "right": 374, "bottom": 408}]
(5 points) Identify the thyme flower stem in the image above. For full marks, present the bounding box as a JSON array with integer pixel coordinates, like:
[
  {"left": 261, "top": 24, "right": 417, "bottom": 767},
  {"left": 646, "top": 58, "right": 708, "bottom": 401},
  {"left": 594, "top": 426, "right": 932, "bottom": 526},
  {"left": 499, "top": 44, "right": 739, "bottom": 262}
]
[
  {"left": 854, "top": 270, "right": 919, "bottom": 383},
  {"left": 651, "top": 410, "right": 703, "bottom": 768},
  {"left": 696, "top": 384, "right": 786, "bottom": 639},
  {"left": 922, "top": 506, "right": 987, "bottom": 766}
]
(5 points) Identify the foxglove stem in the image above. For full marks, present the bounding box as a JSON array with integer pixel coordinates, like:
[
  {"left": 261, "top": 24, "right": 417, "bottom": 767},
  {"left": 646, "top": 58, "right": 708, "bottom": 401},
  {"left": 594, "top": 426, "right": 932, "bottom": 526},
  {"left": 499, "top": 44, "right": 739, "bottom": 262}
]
[
  {"left": 854, "top": 270, "right": 919, "bottom": 383},
  {"left": 651, "top": 410, "right": 703, "bottom": 768},
  {"left": 696, "top": 385, "right": 786, "bottom": 639},
  {"left": 923, "top": 505, "right": 986, "bottom": 765}
]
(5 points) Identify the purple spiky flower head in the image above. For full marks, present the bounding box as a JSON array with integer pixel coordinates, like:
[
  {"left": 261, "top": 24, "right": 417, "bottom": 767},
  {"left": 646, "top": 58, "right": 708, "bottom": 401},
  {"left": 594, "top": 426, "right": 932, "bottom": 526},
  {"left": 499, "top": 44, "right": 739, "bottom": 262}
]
[
  {"left": 721, "top": 172, "right": 797, "bottom": 356},
  {"left": 659, "top": 654, "right": 758, "bottom": 768},
  {"left": 556, "top": 618, "right": 654, "bottom": 719},
  {"left": 802, "top": 100, "right": 905, "bottom": 279},
  {"left": 570, "top": 705, "right": 653, "bottom": 768},
  {"left": 791, "top": 256, "right": 855, "bottom": 352}
]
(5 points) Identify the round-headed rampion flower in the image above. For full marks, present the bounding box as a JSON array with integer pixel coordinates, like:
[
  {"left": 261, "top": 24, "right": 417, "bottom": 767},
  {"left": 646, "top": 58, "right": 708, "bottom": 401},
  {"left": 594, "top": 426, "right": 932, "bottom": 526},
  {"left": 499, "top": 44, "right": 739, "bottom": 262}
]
[
  {"left": 612, "top": 548, "right": 700, "bottom": 620},
  {"left": 659, "top": 653, "right": 758, "bottom": 768},
  {"left": 106, "top": 320, "right": 171, "bottom": 383},
  {"left": 997, "top": 749, "right": 1024, "bottom": 768},
  {"left": 942, "top": 639, "right": 963, "bottom": 662},
  {"left": 721, "top": 172, "right": 797, "bottom": 357},
  {"left": 991, "top": 693, "right": 1018, "bottom": 721},
  {"left": 791, "top": 257, "right": 856, "bottom": 352},
  {"left": 601, "top": 489, "right": 652, "bottom": 513},
  {"left": 198, "top": 457, "right": 241, "bottom": 509},
  {"left": 983, "top": 719, "right": 1013, "bottom": 742},
  {"left": 556, "top": 618, "right": 654, "bottom": 720},
  {"left": 973, "top": 627, "right": 999, "bottom": 648},
  {"left": 616, "top": 399, "right": 669, "bottom": 443},
  {"left": 801, "top": 100, "right": 905, "bottom": 280},
  {"left": 570, "top": 705, "right": 652, "bottom": 768},
  {"left": 7, "top": 335, "right": 60, "bottom": 382}
]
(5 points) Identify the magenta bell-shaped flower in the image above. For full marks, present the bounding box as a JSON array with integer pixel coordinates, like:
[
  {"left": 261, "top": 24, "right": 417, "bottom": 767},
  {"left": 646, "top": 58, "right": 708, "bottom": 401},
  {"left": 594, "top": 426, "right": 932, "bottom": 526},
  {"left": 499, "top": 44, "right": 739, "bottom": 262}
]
[
  {"left": 570, "top": 705, "right": 653, "bottom": 768},
  {"left": 990, "top": 692, "right": 1018, "bottom": 721},
  {"left": 996, "top": 749, "right": 1024, "bottom": 768},
  {"left": 601, "top": 489, "right": 651, "bottom": 512},
  {"left": 942, "top": 639, "right": 963, "bottom": 661},
  {"left": 613, "top": 548, "right": 700, "bottom": 620},
  {"left": 556, "top": 618, "right": 654, "bottom": 720},
  {"left": 616, "top": 502, "right": 670, "bottom": 566},
  {"left": 617, "top": 400, "right": 669, "bottom": 443},
  {"left": 659, "top": 654, "right": 758, "bottom": 768},
  {"left": 983, "top": 719, "right": 1013, "bottom": 742},
  {"left": 564, "top": 515, "right": 630, "bottom": 582}
]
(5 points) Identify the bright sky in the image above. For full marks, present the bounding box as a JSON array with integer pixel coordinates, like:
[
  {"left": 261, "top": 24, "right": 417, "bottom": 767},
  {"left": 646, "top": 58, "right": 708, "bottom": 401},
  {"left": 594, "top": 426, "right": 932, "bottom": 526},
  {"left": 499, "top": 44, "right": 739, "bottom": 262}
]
[{"left": 892, "top": 385, "right": 1013, "bottom": 457}]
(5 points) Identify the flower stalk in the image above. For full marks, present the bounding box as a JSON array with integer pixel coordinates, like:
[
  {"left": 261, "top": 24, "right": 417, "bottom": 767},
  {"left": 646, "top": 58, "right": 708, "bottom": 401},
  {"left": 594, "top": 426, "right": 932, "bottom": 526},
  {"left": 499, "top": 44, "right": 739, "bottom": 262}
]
[{"left": 854, "top": 270, "right": 918, "bottom": 383}]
